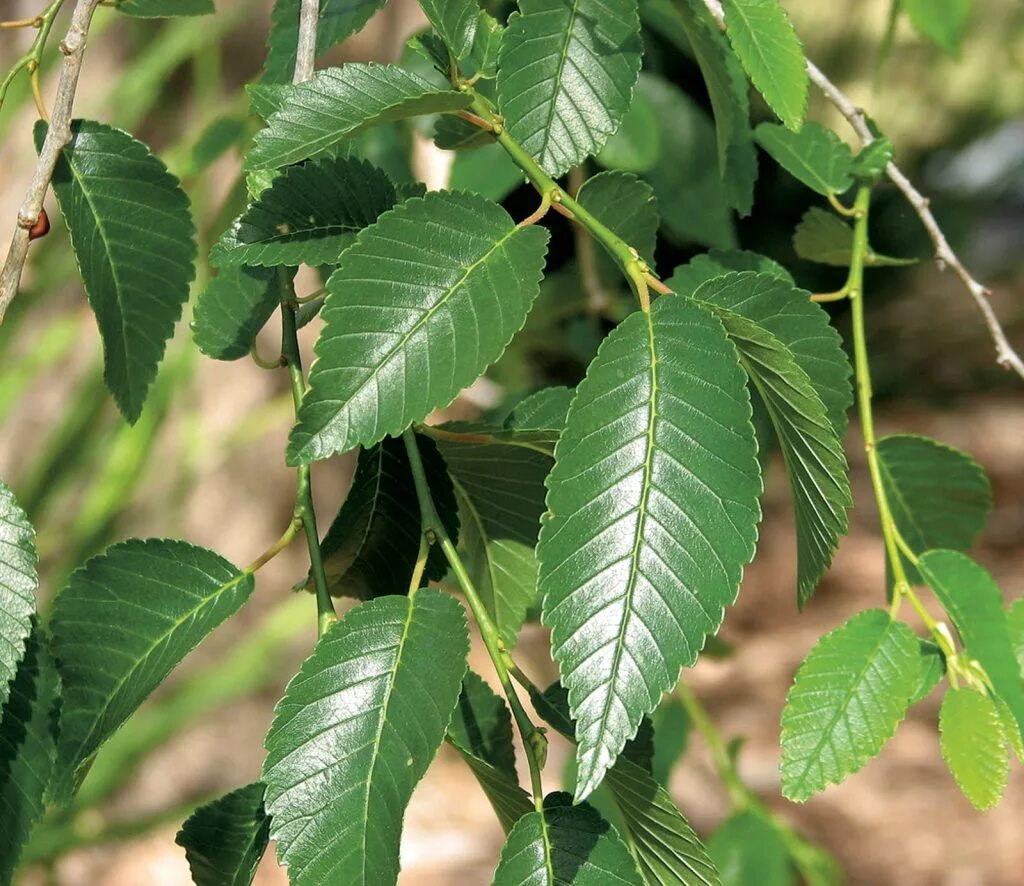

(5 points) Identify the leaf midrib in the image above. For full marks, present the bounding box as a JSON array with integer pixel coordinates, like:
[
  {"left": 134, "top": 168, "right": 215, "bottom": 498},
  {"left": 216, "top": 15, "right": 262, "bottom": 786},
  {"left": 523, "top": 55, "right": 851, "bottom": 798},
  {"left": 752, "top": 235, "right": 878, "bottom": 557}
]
[
  {"left": 538, "top": 0, "right": 582, "bottom": 162},
  {"left": 359, "top": 595, "right": 415, "bottom": 882},
  {"left": 586, "top": 309, "right": 660, "bottom": 793}
]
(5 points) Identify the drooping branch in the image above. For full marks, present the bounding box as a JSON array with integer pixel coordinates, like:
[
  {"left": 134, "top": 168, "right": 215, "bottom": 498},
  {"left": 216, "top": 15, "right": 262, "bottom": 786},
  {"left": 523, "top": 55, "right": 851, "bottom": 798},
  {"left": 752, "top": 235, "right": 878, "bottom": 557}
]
[
  {"left": 0, "top": 0, "right": 102, "bottom": 325},
  {"left": 701, "top": 0, "right": 1024, "bottom": 380}
]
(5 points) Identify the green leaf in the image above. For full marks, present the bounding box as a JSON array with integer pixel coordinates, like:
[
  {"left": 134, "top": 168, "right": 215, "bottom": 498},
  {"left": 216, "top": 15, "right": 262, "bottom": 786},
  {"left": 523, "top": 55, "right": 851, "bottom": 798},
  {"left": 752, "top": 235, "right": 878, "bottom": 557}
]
[
  {"left": 780, "top": 609, "right": 921, "bottom": 802},
  {"left": 0, "top": 482, "right": 37, "bottom": 714},
  {"left": 723, "top": 0, "right": 808, "bottom": 131},
  {"left": 313, "top": 434, "right": 458, "bottom": 599},
  {"left": 448, "top": 671, "right": 533, "bottom": 832},
  {"left": 116, "top": 0, "right": 213, "bottom": 16},
  {"left": 638, "top": 74, "right": 736, "bottom": 249},
  {"left": 247, "top": 63, "right": 471, "bottom": 170},
  {"left": 496, "top": 0, "right": 643, "bottom": 177},
  {"left": 576, "top": 171, "right": 659, "bottom": 268},
  {"left": 597, "top": 89, "right": 662, "bottom": 174},
  {"left": 851, "top": 137, "right": 893, "bottom": 182},
  {"left": 288, "top": 190, "right": 549, "bottom": 463},
  {"left": 754, "top": 123, "right": 854, "bottom": 196},
  {"left": 904, "top": 0, "right": 972, "bottom": 56},
  {"left": 539, "top": 296, "right": 761, "bottom": 799},
  {"left": 1007, "top": 597, "right": 1024, "bottom": 680},
  {"left": 212, "top": 157, "right": 400, "bottom": 268},
  {"left": 666, "top": 250, "right": 793, "bottom": 293},
  {"left": 38, "top": 120, "right": 197, "bottom": 424},
  {"left": 434, "top": 115, "right": 494, "bottom": 151},
  {"left": 263, "top": 0, "right": 389, "bottom": 84},
  {"left": 673, "top": 0, "right": 757, "bottom": 215},
  {"left": 877, "top": 434, "right": 992, "bottom": 583},
  {"left": 420, "top": 0, "right": 479, "bottom": 61},
  {"left": 793, "top": 207, "right": 916, "bottom": 267},
  {"left": 708, "top": 810, "right": 793, "bottom": 886},
  {"left": 450, "top": 142, "right": 525, "bottom": 201},
  {"left": 262, "top": 589, "right": 469, "bottom": 885},
  {"left": 532, "top": 683, "right": 718, "bottom": 885},
  {"left": 175, "top": 783, "right": 270, "bottom": 886},
  {"left": 493, "top": 792, "right": 643, "bottom": 885},
  {"left": 910, "top": 640, "right": 946, "bottom": 705},
  {"left": 50, "top": 539, "right": 256, "bottom": 801},
  {"left": 505, "top": 387, "right": 574, "bottom": 432},
  {"left": 434, "top": 427, "right": 553, "bottom": 647},
  {"left": 192, "top": 266, "right": 282, "bottom": 361},
  {"left": 650, "top": 698, "right": 689, "bottom": 787},
  {"left": 939, "top": 688, "right": 1008, "bottom": 810},
  {"left": 0, "top": 625, "right": 59, "bottom": 881},
  {"left": 680, "top": 272, "right": 853, "bottom": 605},
  {"left": 917, "top": 550, "right": 1024, "bottom": 736}
]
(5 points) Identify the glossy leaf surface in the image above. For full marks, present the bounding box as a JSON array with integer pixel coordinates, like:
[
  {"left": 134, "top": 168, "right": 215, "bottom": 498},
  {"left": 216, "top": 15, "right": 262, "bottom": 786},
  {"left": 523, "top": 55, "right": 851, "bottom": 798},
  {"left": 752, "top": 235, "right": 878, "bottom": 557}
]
[
  {"left": 539, "top": 296, "right": 761, "bottom": 799},
  {"left": 262, "top": 589, "right": 469, "bottom": 885},
  {"left": 0, "top": 482, "right": 37, "bottom": 713},
  {"left": 192, "top": 266, "right": 281, "bottom": 361},
  {"left": 289, "top": 190, "right": 549, "bottom": 463}
]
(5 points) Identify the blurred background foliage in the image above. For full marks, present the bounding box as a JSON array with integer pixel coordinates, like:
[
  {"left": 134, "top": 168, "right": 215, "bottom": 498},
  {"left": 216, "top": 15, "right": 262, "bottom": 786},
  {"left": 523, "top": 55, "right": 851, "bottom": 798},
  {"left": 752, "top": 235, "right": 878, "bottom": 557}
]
[{"left": 1, "top": 0, "right": 1022, "bottom": 882}]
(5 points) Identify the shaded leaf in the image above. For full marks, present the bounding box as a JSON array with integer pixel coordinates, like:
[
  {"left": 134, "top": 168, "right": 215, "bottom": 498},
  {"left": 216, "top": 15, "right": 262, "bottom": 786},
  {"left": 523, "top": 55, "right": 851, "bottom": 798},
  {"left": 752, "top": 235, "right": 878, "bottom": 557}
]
[
  {"left": 708, "top": 810, "right": 793, "bottom": 886},
  {"left": 434, "top": 115, "right": 494, "bottom": 151},
  {"left": 492, "top": 792, "right": 643, "bottom": 885},
  {"left": 639, "top": 74, "right": 736, "bottom": 249},
  {"left": 910, "top": 640, "right": 946, "bottom": 705},
  {"left": 1007, "top": 597, "right": 1024, "bottom": 680},
  {"left": 212, "top": 156, "right": 400, "bottom": 268},
  {"left": 672, "top": 0, "right": 757, "bottom": 214},
  {"left": 262, "top": 589, "right": 469, "bottom": 885},
  {"left": 918, "top": 550, "right": 1024, "bottom": 736},
  {"left": 539, "top": 296, "right": 761, "bottom": 799},
  {"left": 51, "top": 540, "right": 256, "bottom": 800},
  {"left": 878, "top": 434, "right": 992, "bottom": 583},
  {"left": 263, "top": 0, "right": 389, "bottom": 84},
  {"left": 851, "top": 137, "right": 893, "bottom": 182},
  {"left": 497, "top": 0, "right": 643, "bottom": 177},
  {"left": 505, "top": 387, "right": 574, "bottom": 432},
  {"left": 793, "top": 207, "right": 916, "bottom": 267},
  {"left": 576, "top": 171, "right": 659, "bottom": 267},
  {"left": 0, "top": 625, "right": 59, "bottom": 881},
  {"left": 939, "top": 688, "right": 1008, "bottom": 810},
  {"left": 0, "top": 482, "right": 37, "bottom": 714},
  {"left": 781, "top": 609, "right": 921, "bottom": 802},
  {"left": 450, "top": 142, "right": 524, "bottom": 202},
  {"left": 116, "top": 0, "right": 213, "bottom": 16},
  {"left": 597, "top": 89, "right": 662, "bottom": 174},
  {"left": 39, "top": 120, "right": 197, "bottom": 424},
  {"left": 192, "top": 266, "right": 282, "bottom": 361},
  {"left": 650, "top": 697, "right": 689, "bottom": 787},
  {"left": 288, "top": 190, "right": 549, "bottom": 463},
  {"left": 313, "top": 434, "right": 458, "bottom": 599},
  {"left": 247, "top": 63, "right": 471, "bottom": 169},
  {"left": 448, "top": 671, "right": 532, "bottom": 832},
  {"left": 175, "top": 783, "right": 270, "bottom": 886},
  {"left": 681, "top": 272, "right": 853, "bottom": 605},
  {"left": 434, "top": 427, "right": 553, "bottom": 647},
  {"left": 754, "top": 122, "right": 854, "bottom": 196},
  {"left": 723, "top": 0, "right": 808, "bottom": 130},
  {"left": 904, "top": 0, "right": 972, "bottom": 56}
]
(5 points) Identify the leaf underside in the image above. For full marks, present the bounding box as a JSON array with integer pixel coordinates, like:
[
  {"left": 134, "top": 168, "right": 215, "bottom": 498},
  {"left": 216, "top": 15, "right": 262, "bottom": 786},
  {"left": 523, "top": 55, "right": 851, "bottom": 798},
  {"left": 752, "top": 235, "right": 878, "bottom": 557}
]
[
  {"left": 192, "top": 265, "right": 282, "bottom": 361},
  {"left": 0, "top": 482, "right": 38, "bottom": 713},
  {"left": 940, "top": 688, "right": 1008, "bottom": 810}
]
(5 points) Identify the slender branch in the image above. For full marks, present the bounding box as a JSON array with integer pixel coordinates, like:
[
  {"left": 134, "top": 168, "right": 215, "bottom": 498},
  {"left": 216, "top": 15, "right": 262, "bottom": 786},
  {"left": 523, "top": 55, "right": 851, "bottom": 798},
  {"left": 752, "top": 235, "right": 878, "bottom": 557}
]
[
  {"left": 0, "top": 0, "right": 97, "bottom": 325},
  {"left": 699, "top": 0, "right": 1024, "bottom": 380},
  {"left": 292, "top": 0, "right": 319, "bottom": 84},
  {"left": 281, "top": 301, "right": 337, "bottom": 638},
  {"left": 401, "top": 430, "right": 548, "bottom": 812},
  {"left": 245, "top": 515, "right": 302, "bottom": 573}
]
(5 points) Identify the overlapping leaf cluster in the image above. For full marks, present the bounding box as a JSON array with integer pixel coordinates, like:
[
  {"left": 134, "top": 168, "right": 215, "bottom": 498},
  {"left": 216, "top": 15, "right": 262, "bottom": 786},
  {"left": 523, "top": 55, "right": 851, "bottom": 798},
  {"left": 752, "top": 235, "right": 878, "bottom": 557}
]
[{"left": 1, "top": 0, "right": 1012, "bottom": 884}]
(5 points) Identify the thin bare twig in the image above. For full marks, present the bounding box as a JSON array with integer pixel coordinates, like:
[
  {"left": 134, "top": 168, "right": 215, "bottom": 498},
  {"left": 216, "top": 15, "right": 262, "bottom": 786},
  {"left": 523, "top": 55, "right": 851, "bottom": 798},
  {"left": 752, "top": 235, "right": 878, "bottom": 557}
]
[
  {"left": 0, "top": 0, "right": 102, "bottom": 325},
  {"left": 701, "top": 0, "right": 1024, "bottom": 379},
  {"left": 292, "top": 0, "right": 319, "bottom": 84}
]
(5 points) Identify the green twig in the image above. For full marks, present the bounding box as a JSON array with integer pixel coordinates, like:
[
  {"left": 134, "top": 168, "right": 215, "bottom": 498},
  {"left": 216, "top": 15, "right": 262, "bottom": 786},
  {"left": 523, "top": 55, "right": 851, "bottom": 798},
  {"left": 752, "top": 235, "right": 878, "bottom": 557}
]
[
  {"left": 280, "top": 296, "right": 336, "bottom": 637},
  {"left": 401, "top": 429, "right": 547, "bottom": 811},
  {"left": 0, "top": 0, "right": 64, "bottom": 114}
]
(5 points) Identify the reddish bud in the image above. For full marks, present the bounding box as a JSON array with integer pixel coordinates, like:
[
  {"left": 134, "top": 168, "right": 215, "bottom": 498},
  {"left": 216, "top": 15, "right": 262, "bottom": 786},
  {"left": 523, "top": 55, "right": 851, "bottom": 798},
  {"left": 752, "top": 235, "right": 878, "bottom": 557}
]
[{"left": 28, "top": 209, "right": 49, "bottom": 241}]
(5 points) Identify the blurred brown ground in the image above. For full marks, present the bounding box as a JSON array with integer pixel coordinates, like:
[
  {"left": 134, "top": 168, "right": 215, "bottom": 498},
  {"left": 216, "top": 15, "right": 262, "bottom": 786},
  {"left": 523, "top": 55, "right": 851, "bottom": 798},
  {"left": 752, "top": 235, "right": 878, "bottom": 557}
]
[{"left": 1, "top": 0, "right": 1023, "bottom": 883}]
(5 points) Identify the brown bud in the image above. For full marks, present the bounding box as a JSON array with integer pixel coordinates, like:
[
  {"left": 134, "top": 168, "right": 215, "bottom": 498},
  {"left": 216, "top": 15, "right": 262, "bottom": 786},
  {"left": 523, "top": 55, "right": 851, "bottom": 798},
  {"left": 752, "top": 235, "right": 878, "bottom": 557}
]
[{"left": 28, "top": 209, "right": 49, "bottom": 241}]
